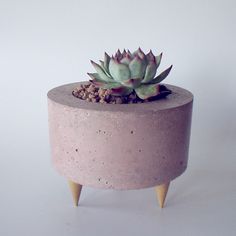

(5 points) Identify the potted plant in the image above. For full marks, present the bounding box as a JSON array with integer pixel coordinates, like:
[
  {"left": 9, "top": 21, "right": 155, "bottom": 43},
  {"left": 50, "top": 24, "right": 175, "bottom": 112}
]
[{"left": 47, "top": 48, "right": 193, "bottom": 208}]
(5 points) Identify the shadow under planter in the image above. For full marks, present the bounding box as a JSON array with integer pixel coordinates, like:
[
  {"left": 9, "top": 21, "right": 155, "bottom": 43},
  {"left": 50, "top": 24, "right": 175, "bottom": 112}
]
[{"left": 47, "top": 82, "right": 193, "bottom": 208}]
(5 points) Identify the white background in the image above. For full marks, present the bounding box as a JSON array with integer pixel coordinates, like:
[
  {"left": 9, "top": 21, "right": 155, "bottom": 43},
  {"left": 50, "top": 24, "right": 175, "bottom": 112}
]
[{"left": 0, "top": 0, "right": 236, "bottom": 235}]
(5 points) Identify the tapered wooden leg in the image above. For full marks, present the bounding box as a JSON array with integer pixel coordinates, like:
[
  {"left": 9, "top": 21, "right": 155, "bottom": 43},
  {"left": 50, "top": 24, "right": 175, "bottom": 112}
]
[
  {"left": 68, "top": 180, "right": 82, "bottom": 206},
  {"left": 155, "top": 182, "right": 170, "bottom": 208}
]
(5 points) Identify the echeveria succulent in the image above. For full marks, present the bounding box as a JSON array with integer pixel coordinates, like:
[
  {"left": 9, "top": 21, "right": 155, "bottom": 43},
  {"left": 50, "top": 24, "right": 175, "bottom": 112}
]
[{"left": 87, "top": 48, "right": 172, "bottom": 100}]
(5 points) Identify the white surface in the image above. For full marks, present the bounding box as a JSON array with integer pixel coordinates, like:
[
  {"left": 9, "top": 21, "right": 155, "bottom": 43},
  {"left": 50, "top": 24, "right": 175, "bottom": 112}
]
[{"left": 0, "top": 0, "right": 236, "bottom": 235}]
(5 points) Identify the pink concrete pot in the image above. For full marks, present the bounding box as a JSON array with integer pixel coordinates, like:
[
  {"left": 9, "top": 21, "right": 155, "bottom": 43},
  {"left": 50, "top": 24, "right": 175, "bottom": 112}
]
[{"left": 47, "top": 82, "right": 193, "bottom": 208}]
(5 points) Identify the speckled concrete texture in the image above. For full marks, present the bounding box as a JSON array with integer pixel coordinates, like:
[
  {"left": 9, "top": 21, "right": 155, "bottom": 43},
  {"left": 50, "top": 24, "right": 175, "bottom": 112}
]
[{"left": 47, "top": 82, "right": 193, "bottom": 190}]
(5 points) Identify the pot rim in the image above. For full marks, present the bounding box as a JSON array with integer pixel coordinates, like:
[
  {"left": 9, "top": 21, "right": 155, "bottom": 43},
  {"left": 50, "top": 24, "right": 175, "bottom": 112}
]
[{"left": 47, "top": 82, "right": 193, "bottom": 113}]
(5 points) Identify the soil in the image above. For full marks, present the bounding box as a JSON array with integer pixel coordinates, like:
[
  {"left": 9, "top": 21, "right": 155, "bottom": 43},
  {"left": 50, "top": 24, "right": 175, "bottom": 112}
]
[{"left": 72, "top": 82, "right": 171, "bottom": 104}]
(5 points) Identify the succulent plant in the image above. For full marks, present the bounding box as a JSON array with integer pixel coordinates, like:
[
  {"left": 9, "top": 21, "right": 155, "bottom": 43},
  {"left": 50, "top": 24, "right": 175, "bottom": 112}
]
[{"left": 87, "top": 48, "right": 172, "bottom": 100}]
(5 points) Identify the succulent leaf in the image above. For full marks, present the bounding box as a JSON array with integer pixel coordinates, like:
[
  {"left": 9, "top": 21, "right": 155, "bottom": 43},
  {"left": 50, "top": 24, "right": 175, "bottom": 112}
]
[
  {"left": 120, "top": 55, "right": 132, "bottom": 65},
  {"left": 88, "top": 74, "right": 112, "bottom": 88},
  {"left": 109, "top": 58, "right": 131, "bottom": 82},
  {"left": 155, "top": 53, "right": 162, "bottom": 69},
  {"left": 110, "top": 86, "right": 133, "bottom": 96},
  {"left": 146, "top": 50, "right": 155, "bottom": 62},
  {"left": 104, "top": 82, "right": 123, "bottom": 89},
  {"left": 132, "top": 49, "right": 139, "bottom": 57},
  {"left": 150, "top": 65, "right": 173, "bottom": 84},
  {"left": 129, "top": 56, "right": 146, "bottom": 79},
  {"left": 99, "top": 60, "right": 106, "bottom": 71},
  {"left": 101, "top": 82, "right": 123, "bottom": 89},
  {"left": 127, "top": 50, "right": 133, "bottom": 58},
  {"left": 104, "top": 52, "right": 111, "bottom": 72},
  {"left": 99, "top": 60, "right": 111, "bottom": 77},
  {"left": 91, "top": 60, "right": 113, "bottom": 82},
  {"left": 142, "top": 61, "right": 158, "bottom": 83},
  {"left": 134, "top": 84, "right": 160, "bottom": 99},
  {"left": 115, "top": 49, "right": 122, "bottom": 61},
  {"left": 89, "top": 75, "right": 121, "bottom": 88},
  {"left": 122, "top": 49, "right": 127, "bottom": 57},
  {"left": 89, "top": 79, "right": 106, "bottom": 87},
  {"left": 137, "top": 47, "right": 146, "bottom": 60},
  {"left": 121, "top": 78, "right": 141, "bottom": 88},
  {"left": 87, "top": 73, "right": 105, "bottom": 82}
]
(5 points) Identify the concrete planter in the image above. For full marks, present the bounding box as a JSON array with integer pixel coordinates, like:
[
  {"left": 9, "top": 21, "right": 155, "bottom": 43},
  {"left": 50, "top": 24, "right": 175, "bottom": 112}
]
[{"left": 47, "top": 82, "right": 193, "bottom": 208}]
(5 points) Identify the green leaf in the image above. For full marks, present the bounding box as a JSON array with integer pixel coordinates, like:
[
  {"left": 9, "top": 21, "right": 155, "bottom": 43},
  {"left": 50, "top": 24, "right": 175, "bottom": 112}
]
[
  {"left": 134, "top": 84, "right": 160, "bottom": 99},
  {"left": 87, "top": 73, "right": 105, "bottom": 82},
  {"left": 99, "top": 60, "right": 106, "bottom": 71},
  {"left": 91, "top": 60, "right": 113, "bottom": 82},
  {"left": 142, "top": 61, "right": 158, "bottom": 83},
  {"left": 88, "top": 73, "right": 108, "bottom": 87},
  {"left": 132, "top": 49, "right": 139, "bottom": 57},
  {"left": 104, "top": 52, "right": 111, "bottom": 73},
  {"left": 134, "top": 47, "right": 146, "bottom": 60},
  {"left": 102, "top": 82, "right": 123, "bottom": 89},
  {"left": 115, "top": 49, "right": 122, "bottom": 60},
  {"left": 110, "top": 86, "right": 133, "bottom": 96},
  {"left": 120, "top": 56, "right": 132, "bottom": 65},
  {"left": 121, "top": 78, "right": 142, "bottom": 88},
  {"left": 109, "top": 58, "right": 131, "bottom": 83},
  {"left": 129, "top": 56, "right": 146, "bottom": 79},
  {"left": 150, "top": 65, "right": 173, "bottom": 84},
  {"left": 146, "top": 50, "right": 155, "bottom": 62},
  {"left": 155, "top": 53, "right": 162, "bottom": 69},
  {"left": 88, "top": 74, "right": 122, "bottom": 89},
  {"left": 99, "top": 60, "right": 111, "bottom": 77}
]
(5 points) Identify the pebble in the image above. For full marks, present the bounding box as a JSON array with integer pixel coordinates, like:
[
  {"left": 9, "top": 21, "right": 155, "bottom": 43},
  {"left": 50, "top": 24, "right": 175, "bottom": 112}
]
[{"left": 73, "top": 82, "right": 147, "bottom": 104}]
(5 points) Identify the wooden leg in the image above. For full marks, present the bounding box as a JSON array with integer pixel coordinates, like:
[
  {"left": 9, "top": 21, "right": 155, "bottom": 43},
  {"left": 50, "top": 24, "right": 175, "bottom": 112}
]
[
  {"left": 68, "top": 180, "right": 83, "bottom": 207},
  {"left": 155, "top": 182, "right": 170, "bottom": 208}
]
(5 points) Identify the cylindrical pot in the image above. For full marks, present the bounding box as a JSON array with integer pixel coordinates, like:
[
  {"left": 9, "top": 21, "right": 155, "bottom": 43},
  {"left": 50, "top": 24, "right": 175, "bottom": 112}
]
[{"left": 47, "top": 82, "right": 193, "bottom": 192}]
